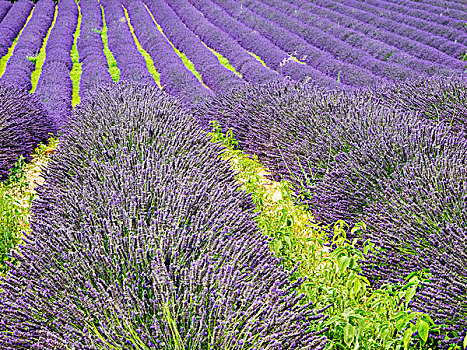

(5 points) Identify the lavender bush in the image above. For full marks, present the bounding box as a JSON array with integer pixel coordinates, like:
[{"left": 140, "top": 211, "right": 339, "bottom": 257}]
[
  {"left": 0, "top": 82, "right": 55, "bottom": 181},
  {"left": 194, "top": 80, "right": 467, "bottom": 348},
  {"left": 0, "top": 81, "right": 327, "bottom": 349}
]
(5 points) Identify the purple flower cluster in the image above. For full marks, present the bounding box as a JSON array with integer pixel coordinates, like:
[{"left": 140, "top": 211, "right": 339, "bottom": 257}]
[
  {"left": 34, "top": 0, "right": 77, "bottom": 128},
  {"left": 145, "top": 0, "right": 244, "bottom": 93},
  {"left": 260, "top": 0, "right": 463, "bottom": 77},
  {"left": 0, "top": 0, "right": 55, "bottom": 90},
  {"left": 162, "top": 0, "right": 280, "bottom": 84},
  {"left": 386, "top": 0, "right": 467, "bottom": 21},
  {"left": 125, "top": 0, "right": 213, "bottom": 106},
  {"left": 78, "top": 0, "right": 112, "bottom": 95},
  {"left": 0, "top": 0, "right": 34, "bottom": 59},
  {"left": 194, "top": 79, "right": 467, "bottom": 347},
  {"left": 0, "top": 82, "right": 56, "bottom": 181},
  {"left": 300, "top": 0, "right": 466, "bottom": 68},
  {"left": 0, "top": 81, "right": 327, "bottom": 349},
  {"left": 100, "top": 0, "right": 155, "bottom": 86},
  {"left": 192, "top": 0, "right": 381, "bottom": 87},
  {"left": 0, "top": 0, "right": 12, "bottom": 24}
]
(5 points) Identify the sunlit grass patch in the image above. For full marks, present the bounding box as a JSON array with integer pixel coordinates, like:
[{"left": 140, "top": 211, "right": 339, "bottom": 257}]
[
  {"left": 70, "top": 1, "right": 82, "bottom": 106},
  {"left": 99, "top": 3, "right": 120, "bottom": 82}
]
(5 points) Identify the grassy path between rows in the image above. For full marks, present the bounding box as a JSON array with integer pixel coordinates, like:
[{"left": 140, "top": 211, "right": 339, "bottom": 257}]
[{"left": 70, "top": 1, "right": 82, "bottom": 107}]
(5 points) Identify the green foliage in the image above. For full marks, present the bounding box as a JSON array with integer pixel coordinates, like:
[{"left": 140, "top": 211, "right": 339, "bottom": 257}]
[
  {"left": 200, "top": 41, "right": 242, "bottom": 78},
  {"left": 207, "top": 121, "right": 438, "bottom": 350},
  {"left": 70, "top": 1, "right": 82, "bottom": 107},
  {"left": 122, "top": 6, "right": 161, "bottom": 88},
  {"left": 31, "top": 4, "right": 58, "bottom": 93},
  {"left": 99, "top": 4, "right": 120, "bottom": 82}
]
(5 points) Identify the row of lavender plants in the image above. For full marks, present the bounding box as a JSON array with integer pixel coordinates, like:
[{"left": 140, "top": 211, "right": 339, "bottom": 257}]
[
  {"left": 34, "top": 0, "right": 77, "bottom": 127},
  {"left": 0, "top": 0, "right": 33, "bottom": 58},
  {"left": 195, "top": 76, "right": 467, "bottom": 348},
  {"left": 0, "top": 81, "right": 328, "bottom": 349},
  {"left": 77, "top": 0, "right": 112, "bottom": 95},
  {"left": 0, "top": 0, "right": 54, "bottom": 90}
]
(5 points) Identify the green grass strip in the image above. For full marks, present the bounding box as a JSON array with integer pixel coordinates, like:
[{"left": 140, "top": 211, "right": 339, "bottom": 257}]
[
  {"left": 30, "top": 5, "right": 58, "bottom": 93},
  {"left": 248, "top": 51, "right": 267, "bottom": 67},
  {"left": 99, "top": 2, "right": 120, "bottom": 82},
  {"left": 0, "top": 6, "right": 35, "bottom": 79},
  {"left": 70, "top": 1, "right": 82, "bottom": 106},
  {"left": 122, "top": 6, "right": 162, "bottom": 89},
  {"left": 143, "top": 3, "right": 210, "bottom": 90},
  {"left": 200, "top": 40, "right": 242, "bottom": 78}
]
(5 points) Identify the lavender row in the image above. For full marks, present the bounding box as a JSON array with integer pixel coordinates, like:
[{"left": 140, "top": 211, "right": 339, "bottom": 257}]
[
  {"left": 185, "top": 0, "right": 348, "bottom": 88},
  {"left": 0, "top": 0, "right": 34, "bottom": 59},
  {"left": 153, "top": 0, "right": 334, "bottom": 88},
  {"left": 78, "top": 0, "right": 112, "bottom": 95},
  {"left": 0, "top": 83, "right": 55, "bottom": 181},
  {"left": 384, "top": 0, "right": 467, "bottom": 22},
  {"left": 0, "top": 0, "right": 55, "bottom": 90},
  {"left": 0, "top": 81, "right": 327, "bottom": 349},
  {"left": 101, "top": 0, "right": 154, "bottom": 86},
  {"left": 306, "top": 0, "right": 467, "bottom": 60},
  {"left": 195, "top": 79, "right": 467, "bottom": 348},
  {"left": 34, "top": 0, "right": 77, "bottom": 128},
  {"left": 242, "top": 0, "right": 422, "bottom": 83},
  {"left": 290, "top": 0, "right": 466, "bottom": 70},
  {"left": 356, "top": 0, "right": 467, "bottom": 31},
  {"left": 351, "top": 0, "right": 467, "bottom": 44},
  {"left": 0, "top": 0, "right": 11, "bottom": 24},
  {"left": 202, "top": 0, "right": 382, "bottom": 87},
  {"left": 258, "top": 0, "right": 462, "bottom": 76},
  {"left": 145, "top": 0, "right": 244, "bottom": 93},
  {"left": 162, "top": 0, "right": 280, "bottom": 85},
  {"left": 125, "top": 0, "right": 212, "bottom": 106}
]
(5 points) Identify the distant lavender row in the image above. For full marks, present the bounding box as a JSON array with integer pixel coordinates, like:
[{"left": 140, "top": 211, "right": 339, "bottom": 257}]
[
  {"left": 304, "top": 0, "right": 467, "bottom": 60},
  {"left": 145, "top": 0, "right": 244, "bottom": 93},
  {"left": 0, "top": 0, "right": 11, "bottom": 23},
  {"left": 101, "top": 0, "right": 154, "bottom": 85},
  {"left": 350, "top": 0, "right": 467, "bottom": 45},
  {"left": 78, "top": 0, "right": 112, "bottom": 95},
  {"left": 126, "top": 0, "right": 212, "bottom": 106},
  {"left": 383, "top": 0, "right": 467, "bottom": 22},
  {"left": 35, "top": 0, "right": 77, "bottom": 128},
  {"left": 242, "top": 0, "right": 423, "bottom": 82},
  {"left": 355, "top": 0, "right": 467, "bottom": 32},
  {"left": 0, "top": 0, "right": 34, "bottom": 59},
  {"left": 0, "top": 0, "right": 55, "bottom": 90},
  {"left": 203, "top": 0, "right": 382, "bottom": 87},
  {"left": 259, "top": 0, "right": 462, "bottom": 77},
  {"left": 288, "top": 0, "right": 466, "bottom": 70},
  {"left": 162, "top": 0, "right": 280, "bottom": 85}
]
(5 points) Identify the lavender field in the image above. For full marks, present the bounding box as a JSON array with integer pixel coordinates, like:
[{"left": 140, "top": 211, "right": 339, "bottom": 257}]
[{"left": 0, "top": 0, "right": 466, "bottom": 348}]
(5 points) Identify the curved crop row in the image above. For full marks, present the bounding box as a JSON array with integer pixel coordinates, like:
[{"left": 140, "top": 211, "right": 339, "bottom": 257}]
[
  {"left": 101, "top": 0, "right": 155, "bottom": 86},
  {"left": 0, "top": 81, "right": 327, "bottom": 349},
  {"left": 145, "top": 0, "right": 244, "bottom": 93},
  {"left": 260, "top": 0, "right": 462, "bottom": 77},
  {"left": 34, "top": 0, "right": 77, "bottom": 128},
  {"left": 0, "top": 0, "right": 34, "bottom": 59},
  {"left": 241, "top": 0, "right": 422, "bottom": 83},
  {"left": 386, "top": 0, "right": 467, "bottom": 21},
  {"left": 356, "top": 0, "right": 467, "bottom": 32},
  {"left": 126, "top": 0, "right": 212, "bottom": 105},
  {"left": 0, "top": 1, "right": 11, "bottom": 23},
  {"left": 0, "top": 0, "right": 55, "bottom": 90},
  {"left": 194, "top": 79, "right": 467, "bottom": 348},
  {"left": 161, "top": 0, "right": 281, "bottom": 84},
  {"left": 303, "top": 0, "right": 466, "bottom": 65},
  {"left": 193, "top": 0, "right": 381, "bottom": 87},
  {"left": 0, "top": 83, "right": 55, "bottom": 181},
  {"left": 78, "top": 0, "right": 112, "bottom": 95}
]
